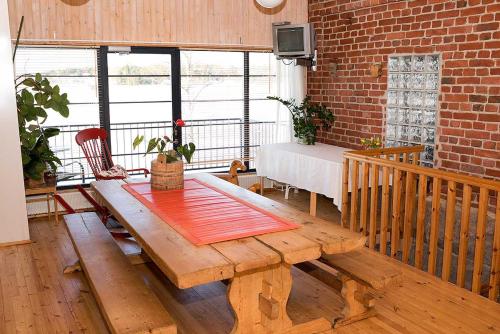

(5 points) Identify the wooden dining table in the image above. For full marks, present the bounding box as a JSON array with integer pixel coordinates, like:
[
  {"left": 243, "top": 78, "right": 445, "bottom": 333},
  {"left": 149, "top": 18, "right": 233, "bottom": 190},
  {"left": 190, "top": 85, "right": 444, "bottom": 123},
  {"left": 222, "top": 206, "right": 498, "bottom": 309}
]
[{"left": 91, "top": 173, "right": 366, "bottom": 334}]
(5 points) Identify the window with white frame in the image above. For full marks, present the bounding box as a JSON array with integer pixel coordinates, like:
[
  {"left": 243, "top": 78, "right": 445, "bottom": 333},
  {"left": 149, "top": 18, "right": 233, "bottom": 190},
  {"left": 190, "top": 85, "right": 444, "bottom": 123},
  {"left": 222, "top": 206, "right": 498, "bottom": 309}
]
[{"left": 385, "top": 54, "right": 440, "bottom": 166}]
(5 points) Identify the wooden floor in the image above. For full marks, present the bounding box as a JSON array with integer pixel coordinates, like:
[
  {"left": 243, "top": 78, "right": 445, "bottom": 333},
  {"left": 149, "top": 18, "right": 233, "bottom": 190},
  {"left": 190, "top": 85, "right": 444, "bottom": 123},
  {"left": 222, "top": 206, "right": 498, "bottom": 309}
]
[{"left": 1, "top": 190, "right": 499, "bottom": 333}]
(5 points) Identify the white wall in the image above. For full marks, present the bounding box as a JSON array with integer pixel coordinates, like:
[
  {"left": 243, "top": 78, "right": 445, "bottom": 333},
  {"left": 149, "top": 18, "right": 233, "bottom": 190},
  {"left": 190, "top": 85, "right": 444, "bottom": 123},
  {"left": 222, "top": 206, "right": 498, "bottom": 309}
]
[{"left": 0, "top": 0, "right": 30, "bottom": 244}]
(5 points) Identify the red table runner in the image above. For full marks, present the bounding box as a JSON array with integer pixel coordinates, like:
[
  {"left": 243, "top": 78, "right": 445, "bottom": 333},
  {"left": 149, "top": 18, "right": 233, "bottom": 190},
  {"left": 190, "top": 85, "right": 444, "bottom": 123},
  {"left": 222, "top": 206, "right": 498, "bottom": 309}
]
[{"left": 122, "top": 179, "right": 300, "bottom": 246}]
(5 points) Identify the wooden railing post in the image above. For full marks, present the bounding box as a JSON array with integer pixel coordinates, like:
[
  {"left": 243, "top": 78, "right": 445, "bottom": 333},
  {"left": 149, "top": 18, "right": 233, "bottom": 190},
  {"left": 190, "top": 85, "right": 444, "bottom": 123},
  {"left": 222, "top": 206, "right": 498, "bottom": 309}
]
[
  {"left": 369, "top": 164, "right": 379, "bottom": 249},
  {"left": 402, "top": 170, "right": 416, "bottom": 264},
  {"left": 472, "top": 187, "right": 489, "bottom": 293},
  {"left": 456, "top": 184, "right": 472, "bottom": 288},
  {"left": 489, "top": 195, "right": 500, "bottom": 300},
  {"left": 442, "top": 181, "right": 457, "bottom": 282},
  {"left": 415, "top": 175, "right": 427, "bottom": 270},
  {"left": 350, "top": 161, "right": 360, "bottom": 232},
  {"left": 360, "top": 162, "right": 370, "bottom": 236},
  {"left": 341, "top": 158, "right": 350, "bottom": 228},
  {"left": 391, "top": 169, "right": 402, "bottom": 258},
  {"left": 428, "top": 177, "right": 442, "bottom": 275},
  {"left": 380, "top": 166, "right": 390, "bottom": 256}
]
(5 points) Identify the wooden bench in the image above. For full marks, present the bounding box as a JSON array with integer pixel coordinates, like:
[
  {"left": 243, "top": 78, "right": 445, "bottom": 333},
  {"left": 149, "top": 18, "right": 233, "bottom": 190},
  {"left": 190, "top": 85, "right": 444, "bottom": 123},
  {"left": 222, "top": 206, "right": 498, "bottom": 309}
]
[
  {"left": 64, "top": 212, "right": 177, "bottom": 334},
  {"left": 297, "top": 247, "right": 402, "bottom": 328}
]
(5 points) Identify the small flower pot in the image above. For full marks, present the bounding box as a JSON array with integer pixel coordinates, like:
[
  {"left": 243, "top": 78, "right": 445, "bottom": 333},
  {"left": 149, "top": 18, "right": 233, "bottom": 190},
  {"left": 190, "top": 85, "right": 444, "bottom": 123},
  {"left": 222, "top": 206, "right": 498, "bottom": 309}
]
[
  {"left": 44, "top": 172, "right": 57, "bottom": 186},
  {"left": 150, "top": 156, "right": 184, "bottom": 190}
]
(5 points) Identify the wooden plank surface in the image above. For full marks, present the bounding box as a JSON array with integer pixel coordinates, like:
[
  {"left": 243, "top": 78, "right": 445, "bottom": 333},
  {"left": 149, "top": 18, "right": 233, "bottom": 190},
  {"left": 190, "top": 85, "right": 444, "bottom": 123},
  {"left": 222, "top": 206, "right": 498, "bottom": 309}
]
[
  {"left": 322, "top": 248, "right": 402, "bottom": 290},
  {"left": 194, "top": 173, "right": 366, "bottom": 256},
  {"left": 212, "top": 237, "right": 281, "bottom": 273},
  {"left": 92, "top": 180, "right": 235, "bottom": 289},
  {"left": 8, "top": 0, "right": 308, "bottom": 50},
  {"left": 64, "top": 212, "right": 177, "bottom": 334}
]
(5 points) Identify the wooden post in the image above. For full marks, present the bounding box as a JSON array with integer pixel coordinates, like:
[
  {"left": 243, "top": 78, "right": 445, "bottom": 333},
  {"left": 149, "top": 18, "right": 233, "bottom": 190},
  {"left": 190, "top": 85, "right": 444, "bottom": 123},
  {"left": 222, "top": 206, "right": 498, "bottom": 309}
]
[
  {"left": 456, "top": 184, "right": 472, "bottom": 288},
  {"left": 489, "top": 195, "right": 500, "bottom": 300},
  {"left": 441, "top": 181, "right": 456, "bottom": 282},
  {"left": 360, "top": 162, "right": 370, "bottom": 236},
  {"left": 472, "top": 187, "right": 489, "bottom": 293},
  {"left": 350, "top": 161, "right": 359, "bottom": 232},
  {"left": 415, "top": 175, "right": 427, "bottom": 270},
  {"left": 390, "top": 169, "right": 402, "bottom": 258},
  {"left": 369, "top": 164, "right": 379, "bottom": 249},
  {"left": 380, "top": 166, "right": 390, "bottom": 256},
  {"left": 310, "top": 192, "right": 317, "bottom": 217},
  {"left": 428, "top": 177, "right": 442, "bottom": 275},
  {"left": 259, "top": 176, "right": 264, "bottom": 196},
  {"left": 341, "top": 158, "right": 350, "bottom": 228}
]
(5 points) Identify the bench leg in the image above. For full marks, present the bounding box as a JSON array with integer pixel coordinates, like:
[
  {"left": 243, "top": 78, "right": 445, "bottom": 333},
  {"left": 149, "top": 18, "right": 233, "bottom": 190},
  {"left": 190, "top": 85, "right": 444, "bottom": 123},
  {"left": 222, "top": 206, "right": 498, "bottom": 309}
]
[
  {"left": 63, "top": 260, "right": 82, "bottom": 274},
  {"left": 333, "top": 276, "right": 376, "bottom": 328},
  {"left": 227, "top": 263, "right": 331, "bottom": 334}
]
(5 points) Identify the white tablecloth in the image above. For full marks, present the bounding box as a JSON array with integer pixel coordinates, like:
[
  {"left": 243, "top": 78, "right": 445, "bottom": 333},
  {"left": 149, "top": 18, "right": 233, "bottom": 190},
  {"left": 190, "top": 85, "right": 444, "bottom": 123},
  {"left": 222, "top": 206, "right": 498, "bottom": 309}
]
[{"left": 255, "top": 143, "right": 349, "bottom": 210}]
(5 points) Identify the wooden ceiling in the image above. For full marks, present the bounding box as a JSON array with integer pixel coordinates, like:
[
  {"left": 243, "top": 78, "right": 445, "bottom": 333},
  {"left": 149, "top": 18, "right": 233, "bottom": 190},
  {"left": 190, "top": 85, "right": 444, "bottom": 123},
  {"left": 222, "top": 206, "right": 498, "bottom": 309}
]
[{"left": 8, "top": 0, "right": 308, "bottom": 50}]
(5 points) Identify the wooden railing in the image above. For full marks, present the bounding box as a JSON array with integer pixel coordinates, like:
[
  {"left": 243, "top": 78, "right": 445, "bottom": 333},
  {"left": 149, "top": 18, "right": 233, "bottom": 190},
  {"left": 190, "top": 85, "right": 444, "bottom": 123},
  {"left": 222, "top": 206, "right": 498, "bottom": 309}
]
[{"left": 341, "top": 146, "right": 500, "bottom": 301}]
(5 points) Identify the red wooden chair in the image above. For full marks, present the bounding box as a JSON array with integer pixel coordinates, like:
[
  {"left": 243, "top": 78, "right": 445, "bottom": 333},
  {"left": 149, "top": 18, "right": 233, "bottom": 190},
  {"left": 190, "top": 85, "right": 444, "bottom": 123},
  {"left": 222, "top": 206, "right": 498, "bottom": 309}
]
[
  {"left": 75, "top": 128, "right": 150, "bottom": 238},
  {"left": 75, "top": 128, "right": 149, "bottom": 180}
]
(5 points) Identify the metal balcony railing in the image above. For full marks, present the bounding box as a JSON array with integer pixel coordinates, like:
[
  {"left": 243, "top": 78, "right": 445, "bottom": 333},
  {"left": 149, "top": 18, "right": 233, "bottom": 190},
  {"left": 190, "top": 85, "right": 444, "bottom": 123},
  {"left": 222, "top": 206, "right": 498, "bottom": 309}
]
[{"left": 47, "top": 118, "right": 288, "bottom": 184}]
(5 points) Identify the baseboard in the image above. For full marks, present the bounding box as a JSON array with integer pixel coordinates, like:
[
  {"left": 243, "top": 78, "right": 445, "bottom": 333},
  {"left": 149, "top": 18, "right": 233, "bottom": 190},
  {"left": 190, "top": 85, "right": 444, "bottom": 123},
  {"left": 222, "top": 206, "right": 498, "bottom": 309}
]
[{"left": 0, "top": 239, "right": 32, "bottom": 248}]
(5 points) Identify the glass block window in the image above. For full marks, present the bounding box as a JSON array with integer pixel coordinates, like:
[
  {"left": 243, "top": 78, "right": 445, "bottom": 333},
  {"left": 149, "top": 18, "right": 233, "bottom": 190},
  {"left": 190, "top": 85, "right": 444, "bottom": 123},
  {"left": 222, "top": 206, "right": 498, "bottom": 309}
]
[{"left": 386, "top": 54, "right": 440, "bottom": 165}]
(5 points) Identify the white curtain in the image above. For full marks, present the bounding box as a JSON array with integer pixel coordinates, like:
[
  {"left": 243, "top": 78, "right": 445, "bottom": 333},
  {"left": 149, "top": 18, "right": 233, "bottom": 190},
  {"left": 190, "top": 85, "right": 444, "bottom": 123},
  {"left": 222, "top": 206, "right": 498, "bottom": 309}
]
[{"left": 274, "top": 60, "right": 306, "bottom": 143}]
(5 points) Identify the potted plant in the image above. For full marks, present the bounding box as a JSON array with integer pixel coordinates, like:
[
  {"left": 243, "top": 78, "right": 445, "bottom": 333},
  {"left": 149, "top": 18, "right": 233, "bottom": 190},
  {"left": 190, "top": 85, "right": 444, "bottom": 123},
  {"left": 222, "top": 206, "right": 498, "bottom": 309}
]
[
  {"left": 360, "top": 137, "right": 383, "bottom": 149},
  {"left": 267, "top": 96, "right": 334, "bottom": 145},
  {"left": 16, "top": 73, "right": 70, "bottom": 187},
  {"left": 133, "top": 119, "right": 196, "bottom": 190}
]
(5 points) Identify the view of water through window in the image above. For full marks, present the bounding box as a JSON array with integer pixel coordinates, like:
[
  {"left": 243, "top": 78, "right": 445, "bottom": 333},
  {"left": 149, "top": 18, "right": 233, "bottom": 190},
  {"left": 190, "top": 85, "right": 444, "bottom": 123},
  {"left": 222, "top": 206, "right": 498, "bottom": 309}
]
[{"left": 14, "top": 47, "right": 284, "bottom": 183}]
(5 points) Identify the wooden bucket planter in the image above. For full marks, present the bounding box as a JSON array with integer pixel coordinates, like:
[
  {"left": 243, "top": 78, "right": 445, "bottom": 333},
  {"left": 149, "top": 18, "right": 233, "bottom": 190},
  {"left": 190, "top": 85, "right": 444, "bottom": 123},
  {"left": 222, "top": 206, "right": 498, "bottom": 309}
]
[{"left": 150, "top": 156, "right": 184, "bottom": 191}]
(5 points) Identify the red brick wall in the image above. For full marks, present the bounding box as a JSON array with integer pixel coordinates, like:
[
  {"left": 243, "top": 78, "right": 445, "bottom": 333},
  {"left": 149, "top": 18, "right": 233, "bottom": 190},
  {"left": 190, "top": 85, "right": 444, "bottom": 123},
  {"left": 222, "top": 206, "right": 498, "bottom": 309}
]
[{"left": 308, "top": 0, "right": 500, "bottom": 179}]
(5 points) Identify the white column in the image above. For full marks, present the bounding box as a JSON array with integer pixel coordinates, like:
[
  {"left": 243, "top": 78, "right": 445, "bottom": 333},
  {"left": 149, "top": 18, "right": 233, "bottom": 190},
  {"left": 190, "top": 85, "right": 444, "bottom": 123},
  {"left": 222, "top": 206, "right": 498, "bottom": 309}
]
[{"left": 0, "top": 0, "right": 30, "bottom": 245}]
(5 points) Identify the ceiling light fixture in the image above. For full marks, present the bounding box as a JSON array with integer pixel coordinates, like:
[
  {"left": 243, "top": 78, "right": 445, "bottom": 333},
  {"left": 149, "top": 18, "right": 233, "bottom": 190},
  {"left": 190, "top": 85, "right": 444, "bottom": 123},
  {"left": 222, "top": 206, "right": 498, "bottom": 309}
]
[{"left": 255, "top": 0, "right": 285, "bottom": 9}]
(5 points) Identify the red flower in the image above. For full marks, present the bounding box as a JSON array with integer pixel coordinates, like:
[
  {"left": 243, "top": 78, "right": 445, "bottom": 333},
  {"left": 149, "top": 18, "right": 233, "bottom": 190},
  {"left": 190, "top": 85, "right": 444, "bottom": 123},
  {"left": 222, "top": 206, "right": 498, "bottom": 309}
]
[{"left": 175, "top": 119, "right": 185, "bottom": 127}]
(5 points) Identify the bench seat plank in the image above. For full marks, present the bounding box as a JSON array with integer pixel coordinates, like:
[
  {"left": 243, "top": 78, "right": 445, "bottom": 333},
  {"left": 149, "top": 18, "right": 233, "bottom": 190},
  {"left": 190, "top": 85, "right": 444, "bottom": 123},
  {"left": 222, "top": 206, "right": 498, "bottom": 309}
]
[
  {"left": 92, "top": 180, "right": 234, "bottom": 289},
  {"left": 64, "top": 212, "right": 177, "bottom": 334},
  {"left": 322, "top": 248, "right": 402, "bottom": 290}
]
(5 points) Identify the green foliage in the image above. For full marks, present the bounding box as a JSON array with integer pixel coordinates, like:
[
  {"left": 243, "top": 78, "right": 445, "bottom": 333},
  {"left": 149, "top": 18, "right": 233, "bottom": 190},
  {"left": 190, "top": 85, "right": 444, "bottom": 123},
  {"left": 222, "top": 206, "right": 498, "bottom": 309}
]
[
  {"left": 16, "top": 73, "right": 70, "bottom": 180},
  {"left": 133, "top": 129, "right": 196, "bottom": 164},
  {"left": 177, "top": 142, "right": 196, "bottom": 164},
  {"left": 268, "top": 96, "right": 334, "bottom": 145},
  {"left": 360, "top": 137, "right": 382, "bottom": 149}
]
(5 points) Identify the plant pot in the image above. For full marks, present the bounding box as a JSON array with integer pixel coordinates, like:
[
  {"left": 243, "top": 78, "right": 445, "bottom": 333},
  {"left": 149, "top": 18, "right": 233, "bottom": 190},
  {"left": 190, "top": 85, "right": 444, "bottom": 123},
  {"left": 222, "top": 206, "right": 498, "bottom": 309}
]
[
  {"left": 150, "top": 157, "right": 184, "bottom": 191},
  {"left": 25, "top": 176, "right": 45, "bottom": 188},
  {"left": 44, "top": 172, "right": 57, "bottom": 187}
]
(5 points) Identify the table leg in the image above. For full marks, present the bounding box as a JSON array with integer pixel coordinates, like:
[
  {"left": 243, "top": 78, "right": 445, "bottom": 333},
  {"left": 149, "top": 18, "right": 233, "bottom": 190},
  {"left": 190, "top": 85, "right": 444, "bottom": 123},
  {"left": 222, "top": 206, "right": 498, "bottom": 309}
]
[
  {"left": 53, "top": 193, "right": 59, "bottom": 224},
  {"left": 310, "top": 192, "right": 317, "bottom": 217},
  {"left": 46, "top": 194, "right": 51, "bottom": 221},
  {"left": 227, "top": 263, "right": 331, "bottom": 334},
  {"left": 259, "top": 176, "right": 264, "bottom": 196}
]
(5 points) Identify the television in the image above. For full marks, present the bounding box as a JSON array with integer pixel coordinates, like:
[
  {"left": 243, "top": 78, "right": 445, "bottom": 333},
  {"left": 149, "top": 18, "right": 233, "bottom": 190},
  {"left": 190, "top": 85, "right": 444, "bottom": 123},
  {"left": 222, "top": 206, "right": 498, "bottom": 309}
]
[{"left": 272, "top": 23, "right": 315, "bottom": 59}]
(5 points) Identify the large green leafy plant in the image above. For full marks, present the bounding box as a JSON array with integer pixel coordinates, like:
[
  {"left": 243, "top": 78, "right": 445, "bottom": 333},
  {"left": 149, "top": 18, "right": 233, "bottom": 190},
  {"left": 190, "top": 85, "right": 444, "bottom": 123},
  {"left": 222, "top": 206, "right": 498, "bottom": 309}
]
[
  {"left": 16, "top": 73, "right": 70, "bottom": 180},
  {"left": 268, "top": 96, "right": 334, "bottom": 145}
]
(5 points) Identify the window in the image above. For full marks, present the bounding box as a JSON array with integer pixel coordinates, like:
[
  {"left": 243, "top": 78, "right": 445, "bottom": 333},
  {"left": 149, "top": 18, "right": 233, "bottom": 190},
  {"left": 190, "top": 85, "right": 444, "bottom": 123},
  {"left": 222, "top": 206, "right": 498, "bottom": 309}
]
[
  {"left": 14, "top": 47, "right": 286, "bottom": 184},
  {"left": 15, "top": 47, "right": 99, "bottom": 181},
  {"left": 180, "top": 51, "right": 244, "bottom": 169},
  {"left": 386, "top": 54, "right": 440, "bottom": 166},
  {"left": 106, "top": 49, "right": 177, "bottom": 172}
]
